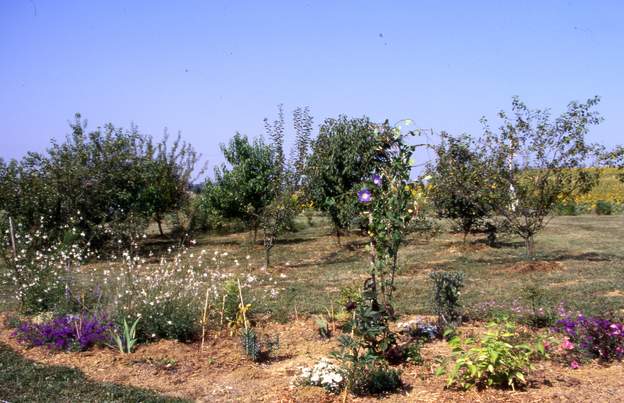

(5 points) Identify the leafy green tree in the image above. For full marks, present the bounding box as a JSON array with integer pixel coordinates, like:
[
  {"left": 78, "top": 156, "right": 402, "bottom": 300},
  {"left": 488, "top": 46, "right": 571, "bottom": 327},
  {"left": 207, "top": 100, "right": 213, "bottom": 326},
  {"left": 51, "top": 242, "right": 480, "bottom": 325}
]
[
  {"left": 140, "top": 132, "right": 205, "bottom": 237},
  {"left": 260, "top": 105, "right": 299, "bottom": 267},
  {"left": 426, "top": 133, "right": 494, "bottom": 243},
  {"left": 201, "top": 133, "right": 275, "bottom": 241},
  {"left": 306, "top": 116, "right": 378, "bottom": 244},
  {"left": 0, "top": 114, "right": 201, "bottom": 247},
  {"left": 480, "top": 97, "right": 603, "bottom": 257}
]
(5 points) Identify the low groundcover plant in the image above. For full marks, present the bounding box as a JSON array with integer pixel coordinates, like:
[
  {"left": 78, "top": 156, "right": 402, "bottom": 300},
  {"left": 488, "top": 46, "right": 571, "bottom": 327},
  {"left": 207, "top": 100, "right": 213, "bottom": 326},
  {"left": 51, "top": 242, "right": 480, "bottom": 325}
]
[{"left": 13, "top": 313, "right": 113, "bottom": 352}]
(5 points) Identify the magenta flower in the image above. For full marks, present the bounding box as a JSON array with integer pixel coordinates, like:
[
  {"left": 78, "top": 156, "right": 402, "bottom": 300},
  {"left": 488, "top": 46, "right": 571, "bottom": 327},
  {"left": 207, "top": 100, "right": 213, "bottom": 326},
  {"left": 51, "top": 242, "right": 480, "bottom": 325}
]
[
  {"left": 561, "top": 338, "right": 575, "bottom": 351},
  {"left": 570, "top": 360, "right": 580, "bottom": 369},
  {"left": 357, "top": 188, "right": 372, "bottom": 203},
  {"left": 371, "top": 174, "right": 382, "bottom": 187}
]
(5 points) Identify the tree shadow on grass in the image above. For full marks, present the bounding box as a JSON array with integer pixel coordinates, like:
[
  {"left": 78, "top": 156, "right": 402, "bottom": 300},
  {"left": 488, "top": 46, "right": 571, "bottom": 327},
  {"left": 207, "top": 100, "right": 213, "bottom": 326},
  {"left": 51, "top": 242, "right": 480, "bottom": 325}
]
[{"left": 0, "top": 342, "right": 188, "bottom": 403}]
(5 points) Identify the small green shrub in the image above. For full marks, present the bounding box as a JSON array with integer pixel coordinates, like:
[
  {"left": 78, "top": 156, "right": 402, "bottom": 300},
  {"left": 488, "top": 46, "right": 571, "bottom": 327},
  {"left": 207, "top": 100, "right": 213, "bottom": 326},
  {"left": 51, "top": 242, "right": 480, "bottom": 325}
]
[
  {"left": 520, "top": 284, "right": 556, "bottom": 328},
  {"left": 429, "top": 271, "right": 465, "bottom": 328},
  {"left": 595, "top": 200, "right": 613, "bottom": 215},
  {"left": 556, "top": 200, "right": 577, "bottom": 216},
  {"left": 315, "top": 315, "right": 331, "bottom": 339},
  {"left": 439, "top": 320, "right": 542, "bottom": 390},
  {"left": 240, "top": 327, "right": 279, "bottom": 362},
  {"left": 126, "top": 294, "right": 201, "bottom": 342},
  {"left": 352, "top": 364, "right": 402, "bottom": 395},
  {"left": 404, "top": 340, "right": 424, "bottom": 365},
  {"left": 222, "top": 279, "right": 240, "bottom": 324}
]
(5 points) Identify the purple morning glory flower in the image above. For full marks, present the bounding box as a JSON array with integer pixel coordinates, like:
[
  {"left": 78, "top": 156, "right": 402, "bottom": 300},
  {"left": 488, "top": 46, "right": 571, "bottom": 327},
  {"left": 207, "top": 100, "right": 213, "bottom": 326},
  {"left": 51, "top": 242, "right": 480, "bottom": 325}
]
[
  {"left": 358, "top": 188, "right": 372, "bottom": 203},
  {"left": 372, "top": 174, "right": 382, "bottom": 187}
]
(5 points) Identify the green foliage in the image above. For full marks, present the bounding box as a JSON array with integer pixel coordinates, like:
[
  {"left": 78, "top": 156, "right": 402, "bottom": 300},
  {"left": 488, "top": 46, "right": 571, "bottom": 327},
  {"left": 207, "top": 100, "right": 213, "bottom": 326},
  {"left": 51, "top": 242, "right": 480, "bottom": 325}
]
[
  {"left": 520, "top": 283, "right": 556, "bottom": 328},
  {"left": 480, "top": 97, "right": 604, "bottom": 256},
  {"left": 359, "top": 120, "right": 419, "bottom": 304},
  {"left": 404, "top": 340, "right": 424, "bottom": 365},
  {"left": 430, "top": 271, "right": 465, "bottom": 328},
  {"left": 259, "top": 105, "right": 311, "bottom": 267},
  {"left": 306, "top": 116, "right": 378, "bottom": 242},
  {"left": 201, "top": 133, "right": 275, "bottom": 238},
  {"left": 556, "top": 199, "right": 578, "bottom": 216},
  {"left": 240, "top": 327, "right": 279, "bottom": 362},
  {"left": 595, "top": 200, "right": 613, "bottom": 215},
  {"left": 130, "top": 294, "right": 201, "bottom": 342},
  {"left": 426, "top": 133, "right": 494, "bottom": 241},
  {"left": 441, "top": 320, "right": 539, "bottom": 390},
  {"left": 222, "top": 279, "right": 241, "bottom": 325},
  {"left": 315, "top": 315, "right": 331, "bottom": 339},
  {"left": 0, "top": 114, "right": 201, "bottom": 248},
  {"left": 112, "top": 318, "right": 139, "bottom": 354}
]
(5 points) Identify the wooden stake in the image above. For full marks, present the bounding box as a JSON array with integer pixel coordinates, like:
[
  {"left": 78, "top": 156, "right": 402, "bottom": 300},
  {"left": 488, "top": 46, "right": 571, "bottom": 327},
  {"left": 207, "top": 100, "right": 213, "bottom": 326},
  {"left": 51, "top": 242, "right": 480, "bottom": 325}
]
[
  {"left": 237, "top": 278, "right": 248, "bottom": 330},
  {"left": 200, "top": 284, "right": 212, "bottom": 350}
]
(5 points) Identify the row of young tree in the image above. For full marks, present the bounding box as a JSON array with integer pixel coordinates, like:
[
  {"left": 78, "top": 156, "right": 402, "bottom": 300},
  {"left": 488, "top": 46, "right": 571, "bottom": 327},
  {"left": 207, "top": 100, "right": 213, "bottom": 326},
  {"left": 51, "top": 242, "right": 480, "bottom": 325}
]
[{"left": 1, "top": 97, "right": 622, "bottom": 263}]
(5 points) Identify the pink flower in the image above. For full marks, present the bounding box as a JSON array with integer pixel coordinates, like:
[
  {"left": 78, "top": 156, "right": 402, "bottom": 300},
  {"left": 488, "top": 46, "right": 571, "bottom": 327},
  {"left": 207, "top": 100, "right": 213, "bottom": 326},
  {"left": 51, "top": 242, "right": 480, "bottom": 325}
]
[
  {"left": 561, "top": 338, "right": 575, "bottom": 351},
  {"left": 570, "top": 360, "right": 580, "bottom": 369}
]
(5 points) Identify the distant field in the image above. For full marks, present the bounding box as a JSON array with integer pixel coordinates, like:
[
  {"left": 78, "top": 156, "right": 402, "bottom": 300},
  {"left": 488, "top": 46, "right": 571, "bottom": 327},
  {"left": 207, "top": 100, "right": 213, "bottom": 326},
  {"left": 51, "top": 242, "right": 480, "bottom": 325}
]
[{"left": 574, "top": 168, "right": 624, "bottom": 211}]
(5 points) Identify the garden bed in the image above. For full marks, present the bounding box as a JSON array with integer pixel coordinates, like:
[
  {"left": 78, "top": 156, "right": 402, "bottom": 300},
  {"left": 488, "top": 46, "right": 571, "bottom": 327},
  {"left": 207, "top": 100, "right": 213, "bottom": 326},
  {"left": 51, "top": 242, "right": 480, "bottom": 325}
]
[{"left": 2, "top": 314, "right": 622, "bottom": 402}]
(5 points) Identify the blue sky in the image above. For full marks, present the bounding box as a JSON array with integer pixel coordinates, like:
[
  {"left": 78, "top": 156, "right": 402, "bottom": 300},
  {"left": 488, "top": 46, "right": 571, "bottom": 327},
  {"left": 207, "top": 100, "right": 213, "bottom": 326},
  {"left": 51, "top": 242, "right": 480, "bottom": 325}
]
[{"left": 1, "top": 1, "right": 622, "bottom": 172}]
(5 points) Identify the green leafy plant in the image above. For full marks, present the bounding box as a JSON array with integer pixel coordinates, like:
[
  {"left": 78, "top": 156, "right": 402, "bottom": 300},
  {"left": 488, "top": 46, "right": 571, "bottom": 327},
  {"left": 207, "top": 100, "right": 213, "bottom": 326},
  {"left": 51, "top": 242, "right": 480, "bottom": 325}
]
[
  {"left": 315, "top": 315, "right": 331, "bottom": 339},
  {"left": 439, "top": 320, "right": 540, "bottom": 390},
  {"left": 425, "top": 133, "right": 495, "bottom": 243},
  {"left": 595, "top": 200, "right": 613, "bottom": 215},
  {"left": 112, "top": 318, "right": 139, "bottom": 354},
  {"left": 404, "top": 340, "right": 424, "bottom": 365},
  {"left": 332, "top": 333, "right": 402, "bottom": 396},
  {"left": 430, "top": 271, "right": 465, "bottom": 328},
  {"left": 240, "top": 327, "right": 279, "bottom": 362}
]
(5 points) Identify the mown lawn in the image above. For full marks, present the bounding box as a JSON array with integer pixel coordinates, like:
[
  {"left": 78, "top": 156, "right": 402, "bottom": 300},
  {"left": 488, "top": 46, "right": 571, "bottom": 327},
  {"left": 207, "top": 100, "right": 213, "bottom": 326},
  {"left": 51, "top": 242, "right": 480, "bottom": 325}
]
[
  {"left": 0, "top": 342, "right": 188, "bottom": 403},
  {"left": 192, "top": 214, "right": 624, "bottom": 321}
]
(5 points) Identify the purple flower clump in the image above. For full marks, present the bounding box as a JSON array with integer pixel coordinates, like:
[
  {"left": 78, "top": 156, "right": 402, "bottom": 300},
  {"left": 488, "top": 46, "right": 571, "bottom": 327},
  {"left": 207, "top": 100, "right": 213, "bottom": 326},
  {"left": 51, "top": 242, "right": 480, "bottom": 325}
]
[
  {"left": 554, "top": 314, "right": 624, "bottom": 361},
  {"left": 13, "top": 314, "right": 113, "bottom": 352}
]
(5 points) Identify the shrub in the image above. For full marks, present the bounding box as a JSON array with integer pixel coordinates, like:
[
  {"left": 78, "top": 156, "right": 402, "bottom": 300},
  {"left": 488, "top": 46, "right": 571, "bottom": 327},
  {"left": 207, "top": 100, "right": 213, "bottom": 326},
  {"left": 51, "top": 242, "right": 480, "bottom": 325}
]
[
  {"left": 429, "top": 271, "right": 465, "bottom": 328},
  {"left": 404, "top": 340, "right": 424, "bottom": 365},
  {"left": 520, "top": 284, "right": 557, "bottom": 328},
  {"left": 315, "top": 315, "right": 331, "bottom": 339},
  {"left": 440, "top": 320, "right": 541, "bottom": 390},
  {"left": 240, "top": 327, "right": 279, "bottom": 362},
  {"left": 595, "top": 200, "right": 613, "bottom": 215},
  {"left": 554, "top": 314, "right": 624, "bottom": 362},
  {"left": 349, "top": 361, "right": 402, "bottom": 396},
  {"left": 13, "top": 314, "right": 112, "bottom": 352},
  {"left": 556, "top": 200, "right": 578, "bottom": 216}
]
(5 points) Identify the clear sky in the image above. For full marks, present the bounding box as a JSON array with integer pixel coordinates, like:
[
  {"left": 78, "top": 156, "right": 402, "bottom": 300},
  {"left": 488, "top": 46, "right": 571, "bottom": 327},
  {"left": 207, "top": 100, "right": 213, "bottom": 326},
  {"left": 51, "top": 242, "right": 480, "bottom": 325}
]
[{"left": 1, "top": 1, "right": 622, "bottom": 172}]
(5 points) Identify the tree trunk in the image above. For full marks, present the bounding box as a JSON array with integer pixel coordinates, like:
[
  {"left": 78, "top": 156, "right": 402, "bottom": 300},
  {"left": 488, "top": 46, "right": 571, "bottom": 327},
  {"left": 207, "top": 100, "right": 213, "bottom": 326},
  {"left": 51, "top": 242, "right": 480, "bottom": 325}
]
[
  {"left": 265, "top": 246, "right": 271, "bottom": 268},
  {"left": 336, "top": 227, "right": 342, "bottom": 246},
  {"left": 525, "top": 235, "right": 535, "bottom": 258},
  {"left": 156, "top": 216, "right": 164, "bottom": 237}
]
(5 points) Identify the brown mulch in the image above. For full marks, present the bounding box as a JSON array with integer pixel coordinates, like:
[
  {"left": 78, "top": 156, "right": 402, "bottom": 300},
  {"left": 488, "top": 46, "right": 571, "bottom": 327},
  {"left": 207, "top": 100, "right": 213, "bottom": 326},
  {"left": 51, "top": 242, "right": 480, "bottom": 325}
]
[
  {"left": 1, "top": 315, "right": 623, "bottom": 402},
  {"left": 505, "top": 261, "right": 564, "bottom": 274}
]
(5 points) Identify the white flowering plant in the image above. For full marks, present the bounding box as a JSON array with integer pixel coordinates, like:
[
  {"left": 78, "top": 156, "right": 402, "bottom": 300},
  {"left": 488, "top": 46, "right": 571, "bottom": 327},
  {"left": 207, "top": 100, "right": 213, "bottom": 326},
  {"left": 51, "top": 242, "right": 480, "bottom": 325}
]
[{"left": 294, "top": 358, "right": 345, "bottom": 393}]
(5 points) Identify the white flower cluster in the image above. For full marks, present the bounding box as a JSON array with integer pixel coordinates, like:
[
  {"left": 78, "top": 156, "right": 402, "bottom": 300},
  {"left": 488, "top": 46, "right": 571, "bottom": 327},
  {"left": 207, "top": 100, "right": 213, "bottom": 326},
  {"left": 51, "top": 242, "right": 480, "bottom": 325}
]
[{"left": 294, "top": 358, "right": 344, "bottom": 393}]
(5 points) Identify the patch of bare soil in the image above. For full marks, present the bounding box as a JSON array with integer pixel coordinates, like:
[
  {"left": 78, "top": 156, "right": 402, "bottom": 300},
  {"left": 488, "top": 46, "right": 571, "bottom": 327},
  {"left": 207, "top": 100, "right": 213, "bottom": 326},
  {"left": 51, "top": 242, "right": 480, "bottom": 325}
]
[
  {"left": 505, "top": 261, "right": 564, "bottom": 274},
  {"left": 1, "top": 315, "right": 623, "bottom": 402}
]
